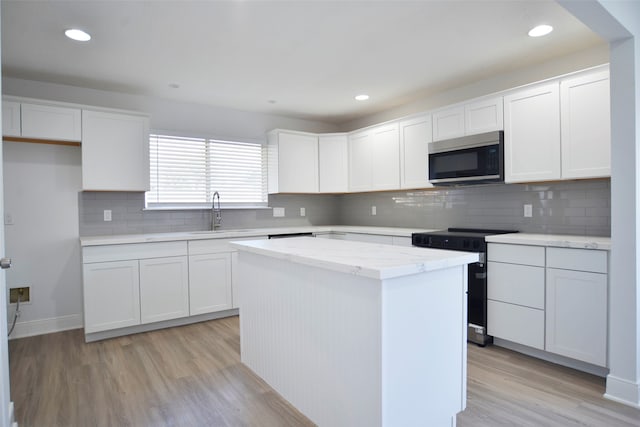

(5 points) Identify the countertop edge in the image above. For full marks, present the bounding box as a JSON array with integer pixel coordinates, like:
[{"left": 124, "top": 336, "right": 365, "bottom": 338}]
[{"left": 485, "top": 233, "right": 611, "bottom": 250}]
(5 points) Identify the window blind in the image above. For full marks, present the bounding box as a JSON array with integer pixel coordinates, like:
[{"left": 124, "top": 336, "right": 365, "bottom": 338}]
[{"left": 147, "top": 134, "right": 267, "bottom": 207}]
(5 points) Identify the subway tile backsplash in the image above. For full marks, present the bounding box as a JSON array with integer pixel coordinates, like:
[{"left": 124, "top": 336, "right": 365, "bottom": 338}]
[
  {"left": 79, "top": 179, "right": 610, "bottom": 237},
  {"left": 337, "top": 179, "right": 611, "bottom": 236}
]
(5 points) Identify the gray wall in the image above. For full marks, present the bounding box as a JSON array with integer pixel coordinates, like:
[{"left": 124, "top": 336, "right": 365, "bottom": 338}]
[
  {"left": 79, "top": 192, "right": 340, "bottom": 236},
  {"left": 337, "top": 179, "right": 610, "bottom": 236}
]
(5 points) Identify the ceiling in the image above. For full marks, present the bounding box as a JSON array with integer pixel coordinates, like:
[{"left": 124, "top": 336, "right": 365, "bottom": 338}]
[{"left": 1, "top": 1, "right": 605, "bottom": 125}]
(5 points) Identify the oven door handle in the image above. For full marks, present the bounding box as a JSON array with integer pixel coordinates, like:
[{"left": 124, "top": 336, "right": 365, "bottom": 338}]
[{"left": 475, "top": 272, "right": 487, "bottom": 280}]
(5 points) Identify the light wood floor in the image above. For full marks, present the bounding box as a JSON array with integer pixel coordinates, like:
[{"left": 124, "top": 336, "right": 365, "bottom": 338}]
[{"left": 9, "top": 316, "right": 640, "bottom": 427}]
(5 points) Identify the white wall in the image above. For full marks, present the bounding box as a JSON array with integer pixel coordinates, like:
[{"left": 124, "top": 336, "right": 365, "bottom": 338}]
[
  {"left": 340, "top": 44, "right": 609, "bottom": 131},
  {"left": 3, "top": 142, "right": 82, "bottom": 338},
  {"left": 2, "top": 78, "right": 340, "bottom": 140}
]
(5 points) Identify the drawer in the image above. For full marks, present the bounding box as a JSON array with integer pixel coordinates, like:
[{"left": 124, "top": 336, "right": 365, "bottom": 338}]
[
  {"left": 83, "top": 241, "right": 187, "bottom": 263},
  {"left": 487, "top": 243, "right": 545, "bottom": 266},
  {"left": 546, "top": 247, "right": 607, "bottom": 273},
  {"left": 487, "top": 262, "right": 545, "bottom": 309},
  {"left": 188, "top": 236, "right": 267, "bottom": 255},
  {"left": 487, "top": 300, "right": 544, "bottom": 350}
]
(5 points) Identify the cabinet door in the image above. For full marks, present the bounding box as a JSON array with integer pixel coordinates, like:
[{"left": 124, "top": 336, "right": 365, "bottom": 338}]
[
  {"left": 189, "top": 252, "right": 232, "bottom": 315},
  {"left": 504, "top": 82, "right": 561, "bottom": 183},
  {"left": 83, "top": 260, "right": 140, "bottom": 333},
  {"left": 2, "top": 101, "right": 21, "bottom": 137},
  {"left": 21, "top": 103, "right": 81, "bottom": 141},
  {"left": 432, "top": 105, "right": 465, "bottom": 141},
  {"left": 319, "top": 134, "right": 348, "bottom": 193},
  {"left": 546, "top": 268, "right": 607, "bottom": 366},
  {"left": 348, "top": 130, "right": 373, "bottom": 191},
  {"left": 139, "top": 256, "right": 189, "bottom": 324},
  {"left": 82, "top": 110, "right": 150, "bottom": 191},
  {"left": 465, "top": 96, "right": 503, "bottom": 134},
  {"left": 276, "top": 131, "right": 319, "bottom": 193},
  {"left": 400, "top": 115, "right": 432, "bottom": 189},
  {"left": 560, "top": 69, "right": 611, "bottom": 179},
  {"left": 371, "top": 122, "right": 400, "bottom": 190}
]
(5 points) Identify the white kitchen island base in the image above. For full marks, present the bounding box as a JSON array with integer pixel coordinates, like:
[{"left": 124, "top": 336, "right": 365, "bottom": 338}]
[{"left": 233, "top": 238, "right": 476, "bottom": 427}]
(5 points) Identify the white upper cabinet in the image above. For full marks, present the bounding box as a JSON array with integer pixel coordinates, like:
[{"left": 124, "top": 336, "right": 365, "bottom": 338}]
[
  {"left": 432, "top": 96, "right": 503, "bottom": 141},
  {"left": 504, "top": 82, "right": 561, "bottom": 183},
  {"left": 465, "top": 96, "right": 504, "bottom": 135},
  {"left": 432, "top": 105, "right": 465, "bottom": 141},
  {"left": 560, "top": 67, "right": 611, "bottom": 179},
  {"left": 319, "top": 133, "right": 349, "bottom": 193},
  {"left": 399, "top": 114, "right": 432, "bottom": 189},
  {"left": 268, "top": 130, "right": 319, "bottom": 193},
  {"left": 2, "top": 101, "right": 21, "bottom": 137},
  {"left": 348, "top": 122, "right": 400, "bottom": 192},
  {"left": 82, "top": 109, "right": 150, "bottom": 191}
]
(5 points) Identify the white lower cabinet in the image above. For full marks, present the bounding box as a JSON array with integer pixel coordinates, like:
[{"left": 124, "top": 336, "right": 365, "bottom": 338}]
[
  {"left": 488, "top": 242, "right": 609, "bottom": 368},
  {"left": 139, "top": 256, "right": 189, "bottom": 324},
  {"left": 188, "top": 252, "right": 232, "bottom": 315},
  {"left": 83, "top": 260, "right": 141, "bottom": 334},
  {"left": 545, "top": 248, "right": 608, "bottom": 367}
]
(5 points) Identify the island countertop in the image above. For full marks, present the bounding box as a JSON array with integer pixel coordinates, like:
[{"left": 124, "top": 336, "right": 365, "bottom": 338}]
[{"left": 231, "top": 236, "right": 479, "bottom": 280}]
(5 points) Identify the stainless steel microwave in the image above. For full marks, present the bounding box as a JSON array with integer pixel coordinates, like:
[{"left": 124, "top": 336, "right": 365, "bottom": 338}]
[{"left": 428, "top": 130, "right": 504, "bottom": 186}]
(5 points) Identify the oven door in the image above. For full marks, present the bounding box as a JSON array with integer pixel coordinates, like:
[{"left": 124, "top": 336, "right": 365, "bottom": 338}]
[
  {"left": 467, "top": 261, "right": 491, "bottom": 346},
  {"left": 429, "top": 143, "right": 503, "bottom": 185}
]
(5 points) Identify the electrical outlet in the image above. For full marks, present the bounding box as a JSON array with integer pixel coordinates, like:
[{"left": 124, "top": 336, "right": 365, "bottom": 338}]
[
  {"left": 524, "top": 204, "right": 533, "bottom": 218},
  {"left": 273, "top": 207, "right": 285, "bottom": 217},
  {"left": 103, "top": 210, "right": 112, "bottom": 222},
  {"left": 9, "top": 287, "right": 30, "bottom": 304},
  {"left": 4, "top": 213, "right": 14, "bottom": 225},
  {"left": 300, "top": 207, "right": 306, "bottom": 217},
  {"left": 371, "top": 206, "right": 377, "bottom": 216}
]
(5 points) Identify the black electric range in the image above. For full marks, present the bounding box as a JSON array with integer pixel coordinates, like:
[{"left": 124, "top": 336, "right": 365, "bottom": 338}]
[{"left": 411, "top": 228, "right": 518, "bottom": 346}]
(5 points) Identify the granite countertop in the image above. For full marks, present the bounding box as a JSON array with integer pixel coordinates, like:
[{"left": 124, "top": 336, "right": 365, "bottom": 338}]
[
  {"left": 79, "top": 226, "right": 435, "bottom": 247},
  {"left": 231, "top": 237, "right": 479, "bottom": 280},
  {"left": 485, "top": 233, "right": 611, "bottom": 250}
]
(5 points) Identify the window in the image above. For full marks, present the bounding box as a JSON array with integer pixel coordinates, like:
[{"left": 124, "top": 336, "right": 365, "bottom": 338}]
[{"left": 147, "top": 134, "right": 267, "bottom": 208}]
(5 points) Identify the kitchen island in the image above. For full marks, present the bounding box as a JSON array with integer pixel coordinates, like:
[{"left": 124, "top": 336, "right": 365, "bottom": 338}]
[{"left": 231, "top": 237, "right": 479, "bottom": 427}]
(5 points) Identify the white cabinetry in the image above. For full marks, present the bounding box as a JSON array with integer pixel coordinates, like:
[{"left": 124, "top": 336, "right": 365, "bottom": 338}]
[
  {"left": 318, "top": 133, "right": 348, "bottom": 193},
  {"left": 21, "top": 103, "right": 82, "bottom": 141},
  {"left": 504, "top": 82, "right": 561, "bottom": 183},
  {"left": 83, "top": 260, "right": 141, "bottom": 333},
  {"left": 560, "top": 68, "right": 611, "bottom": 179},
  {"left": 82, "top": 241, "right": 188, "bottom": 336},
  {"left": 268, "top": 130, "right": 319, "bottom": 193},
  {"left": 82, "top": 109, "right": 150, "bottom": 191},
  {"left": 399, "top": 115, "right": 432, "bottom": 189},
  {"left": 432, "top": 96, "right": 503, "bottom": 141},
  {"left": 188, "top": 239, "right": 234, "bottom": 315},
  {"left": 348, "top": 122, "right": 400, "bottom": 191},
  {"left": 487, "top": 243, "right": 546, "bottom": 350},
  {"left": 2, "top": 101, "right": 21, "bottom": 137},
  {"left": 139, "top": 256, "right": 189, "bottom": 324},
  {"left": 545, "top": 247, "right": 607, "bottom": 366}
]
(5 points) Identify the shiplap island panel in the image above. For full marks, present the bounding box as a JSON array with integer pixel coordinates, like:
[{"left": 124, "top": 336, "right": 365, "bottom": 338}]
[{"left": 232, "top": 237, "right": 478, "bottom": 427}]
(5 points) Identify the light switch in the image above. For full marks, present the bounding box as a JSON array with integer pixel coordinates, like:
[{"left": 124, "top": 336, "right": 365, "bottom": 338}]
[{"left": 104, "top": 210, "right": 112, "bottom": 222}]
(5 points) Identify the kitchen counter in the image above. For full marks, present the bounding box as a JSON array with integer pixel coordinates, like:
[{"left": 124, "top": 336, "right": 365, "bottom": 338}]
[
  {"left": 485, "top": 233, "right": 611, "bottom": 250},
  {"left": 231, "top": 236, "right": 478, "bottom": 280},
  {"left": 234, "top": 236, "right": 474, "bottom": 426},
  {"left": 79, "top": 225, "right": 433, "bottom": 247}
]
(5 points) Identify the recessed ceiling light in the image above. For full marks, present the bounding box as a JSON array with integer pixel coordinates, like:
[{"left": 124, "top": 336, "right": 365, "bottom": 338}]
[
  {"left": 355, "top": 94, "right": 370, "bottom": 101},
  {"left": 528, "top": 24, "right": 553, "bottom": 37},
  {"left": 65, "top": 28, "right": 91, "bottom": 42}
]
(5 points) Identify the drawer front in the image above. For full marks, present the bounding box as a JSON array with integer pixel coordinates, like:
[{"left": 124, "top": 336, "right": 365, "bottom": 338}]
[
  {"left": 487, "top": 300, "right": 544, "bottom": 350},
  {"left": 83, "top": 241, "right": 188, "bottom": 263},
  {"left": 188, "top": 236, "right": 267, "bottom": 255},
  {"left": 487, "top": 243, "right": 545, "bottom": 266},
  {"left": 487, "top": 262, "right": 545, "bottom": 309},
  {"left": 546, "top": 247, "right": 607, "bottom": 273}
]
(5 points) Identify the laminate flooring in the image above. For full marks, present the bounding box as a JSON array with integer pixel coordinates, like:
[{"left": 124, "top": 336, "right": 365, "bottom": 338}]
[{"left": 9, "top": 316, "right": 640, "bottom": 427}]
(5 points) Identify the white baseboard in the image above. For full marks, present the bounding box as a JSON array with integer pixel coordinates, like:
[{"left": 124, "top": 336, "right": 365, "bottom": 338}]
[
  {"left": 8, "top": 314, "right": 83, "bottom": 340},
  {"left": 604, "top": 374, "right": 640, "bottom": 408}
]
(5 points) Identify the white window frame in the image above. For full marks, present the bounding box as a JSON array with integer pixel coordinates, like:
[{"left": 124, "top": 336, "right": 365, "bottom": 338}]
[{"left": 146, "top": 133, "right": 268, "bottom": 210}]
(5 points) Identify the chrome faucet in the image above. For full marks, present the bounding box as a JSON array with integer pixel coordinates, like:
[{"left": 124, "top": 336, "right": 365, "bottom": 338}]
[{"left": 211, "top": 191, "right": 222, "bottom": 230}]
